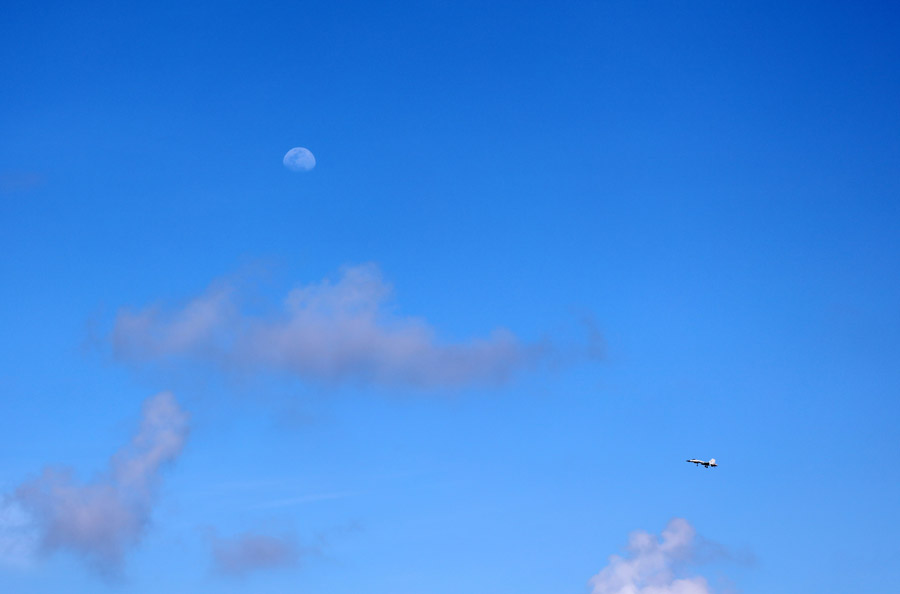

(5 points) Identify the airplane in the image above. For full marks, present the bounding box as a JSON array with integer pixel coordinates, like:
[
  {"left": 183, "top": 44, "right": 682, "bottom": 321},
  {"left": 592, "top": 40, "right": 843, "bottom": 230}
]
[{"left": 686, "top": 458, "right": 717, "bottom": 468}]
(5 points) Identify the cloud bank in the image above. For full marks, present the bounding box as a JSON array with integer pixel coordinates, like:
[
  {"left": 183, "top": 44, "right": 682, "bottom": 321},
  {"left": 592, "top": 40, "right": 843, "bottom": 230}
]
[
  {"left": 588, "top": 518, "right": 713, "bottom": 594},
  {"left": 113, "top": 264, "right": 546, "bottom": 388},
  {"left": 209, "top": 531, "right": 302, "bottom": 577},
  {"left": 6, "top": 392, "right": 189, "bottom": 574}
]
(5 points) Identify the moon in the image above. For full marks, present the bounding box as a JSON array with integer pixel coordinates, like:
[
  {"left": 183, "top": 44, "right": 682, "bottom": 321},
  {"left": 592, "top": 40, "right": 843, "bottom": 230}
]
[{"left": 283, "top": 147, "right": 316, "bottom": 172}]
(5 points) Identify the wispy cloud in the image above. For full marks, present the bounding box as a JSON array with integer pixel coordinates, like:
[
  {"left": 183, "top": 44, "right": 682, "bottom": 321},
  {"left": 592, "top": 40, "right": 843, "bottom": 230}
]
[
  {"left": 588, "top": 518, "right": 716, "bottom": 594},
  {"left": 4, "top": 392, "right": 189, "bottom": 575},
  {"left": 208, "top": 530, "right": 304, "bottom": 577},
  {"left": 0, "top": 502, "right": 39, "bottom": 570},
  {"left": 113, "top": 264, "right": 549, "bottom": 389}
]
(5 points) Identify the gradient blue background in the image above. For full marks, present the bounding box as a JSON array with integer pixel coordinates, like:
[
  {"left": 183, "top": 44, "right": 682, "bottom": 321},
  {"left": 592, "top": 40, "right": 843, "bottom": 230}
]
[{"left": 2, "top": 1, "right": 899, "bottom": 592}]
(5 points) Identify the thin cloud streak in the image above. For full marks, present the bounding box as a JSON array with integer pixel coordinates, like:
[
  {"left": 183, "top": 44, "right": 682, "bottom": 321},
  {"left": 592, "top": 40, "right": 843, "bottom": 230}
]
[
  {"left": 588, "top": 518, "right": 716, "bottom": 594},
  {"left": 251, "top": 490, "right": 354, "bottom": 510},
  {"left": 113, "top": 264, "right": 548, "bottom": 389},
  {"left": 6, "top": 392, "right": 189, "bottom": 575},
  {"left": 0, "top": 171, "right": 43, "bottom": 194}
]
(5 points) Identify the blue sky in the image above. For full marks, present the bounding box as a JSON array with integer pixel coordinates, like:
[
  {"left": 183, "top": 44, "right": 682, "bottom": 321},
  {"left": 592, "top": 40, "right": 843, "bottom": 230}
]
[{"left": 2, "top": 1, "right": 899, "bottom": 592}]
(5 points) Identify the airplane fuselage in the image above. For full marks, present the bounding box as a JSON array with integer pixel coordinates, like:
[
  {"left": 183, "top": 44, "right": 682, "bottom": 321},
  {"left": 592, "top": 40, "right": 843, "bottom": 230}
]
[{"left": 686, "top": 458, "right": 717, "bottom": 468}]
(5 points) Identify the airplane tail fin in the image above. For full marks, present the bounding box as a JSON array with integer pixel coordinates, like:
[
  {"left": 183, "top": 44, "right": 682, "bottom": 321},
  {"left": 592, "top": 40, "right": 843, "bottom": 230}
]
[{"left": 709, "top": 458, "right": 717, "bottom": 466}]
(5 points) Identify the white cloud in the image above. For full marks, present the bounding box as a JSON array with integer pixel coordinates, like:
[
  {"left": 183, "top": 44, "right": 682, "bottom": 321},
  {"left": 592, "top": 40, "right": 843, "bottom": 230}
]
[
  {"left": 588, "top": 518, "right": 714, "bottom": 594},
  {"left": 209, "top": 531, "right": 302, "bottom": 576},
  {"left": 113, "top": 264, "right": 547, "bottom": 388},
  {"left": 7, "top": 392, "right": 189, "bottom": 575}
]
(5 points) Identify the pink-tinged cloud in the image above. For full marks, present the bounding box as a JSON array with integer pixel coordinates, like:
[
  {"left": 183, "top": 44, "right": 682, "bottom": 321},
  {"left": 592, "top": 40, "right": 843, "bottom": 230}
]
[
  {"left": 209, "top": 531, "right": 302, "bottom": 577},
  {"left": 10, "top": 392, "right": 189, "bottom": 574},
  {"left": 113, "top": 264, "right": 547, "bottom": 388},
  {"left": 588, "top": 518, "right": 714, "bottom": 594}
]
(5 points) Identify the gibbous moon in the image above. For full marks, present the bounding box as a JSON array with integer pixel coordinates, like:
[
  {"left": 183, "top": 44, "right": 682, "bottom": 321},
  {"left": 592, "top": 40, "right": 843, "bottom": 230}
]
[{"left": 283, "top": 147, "right": 316, "bottom": 172}]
